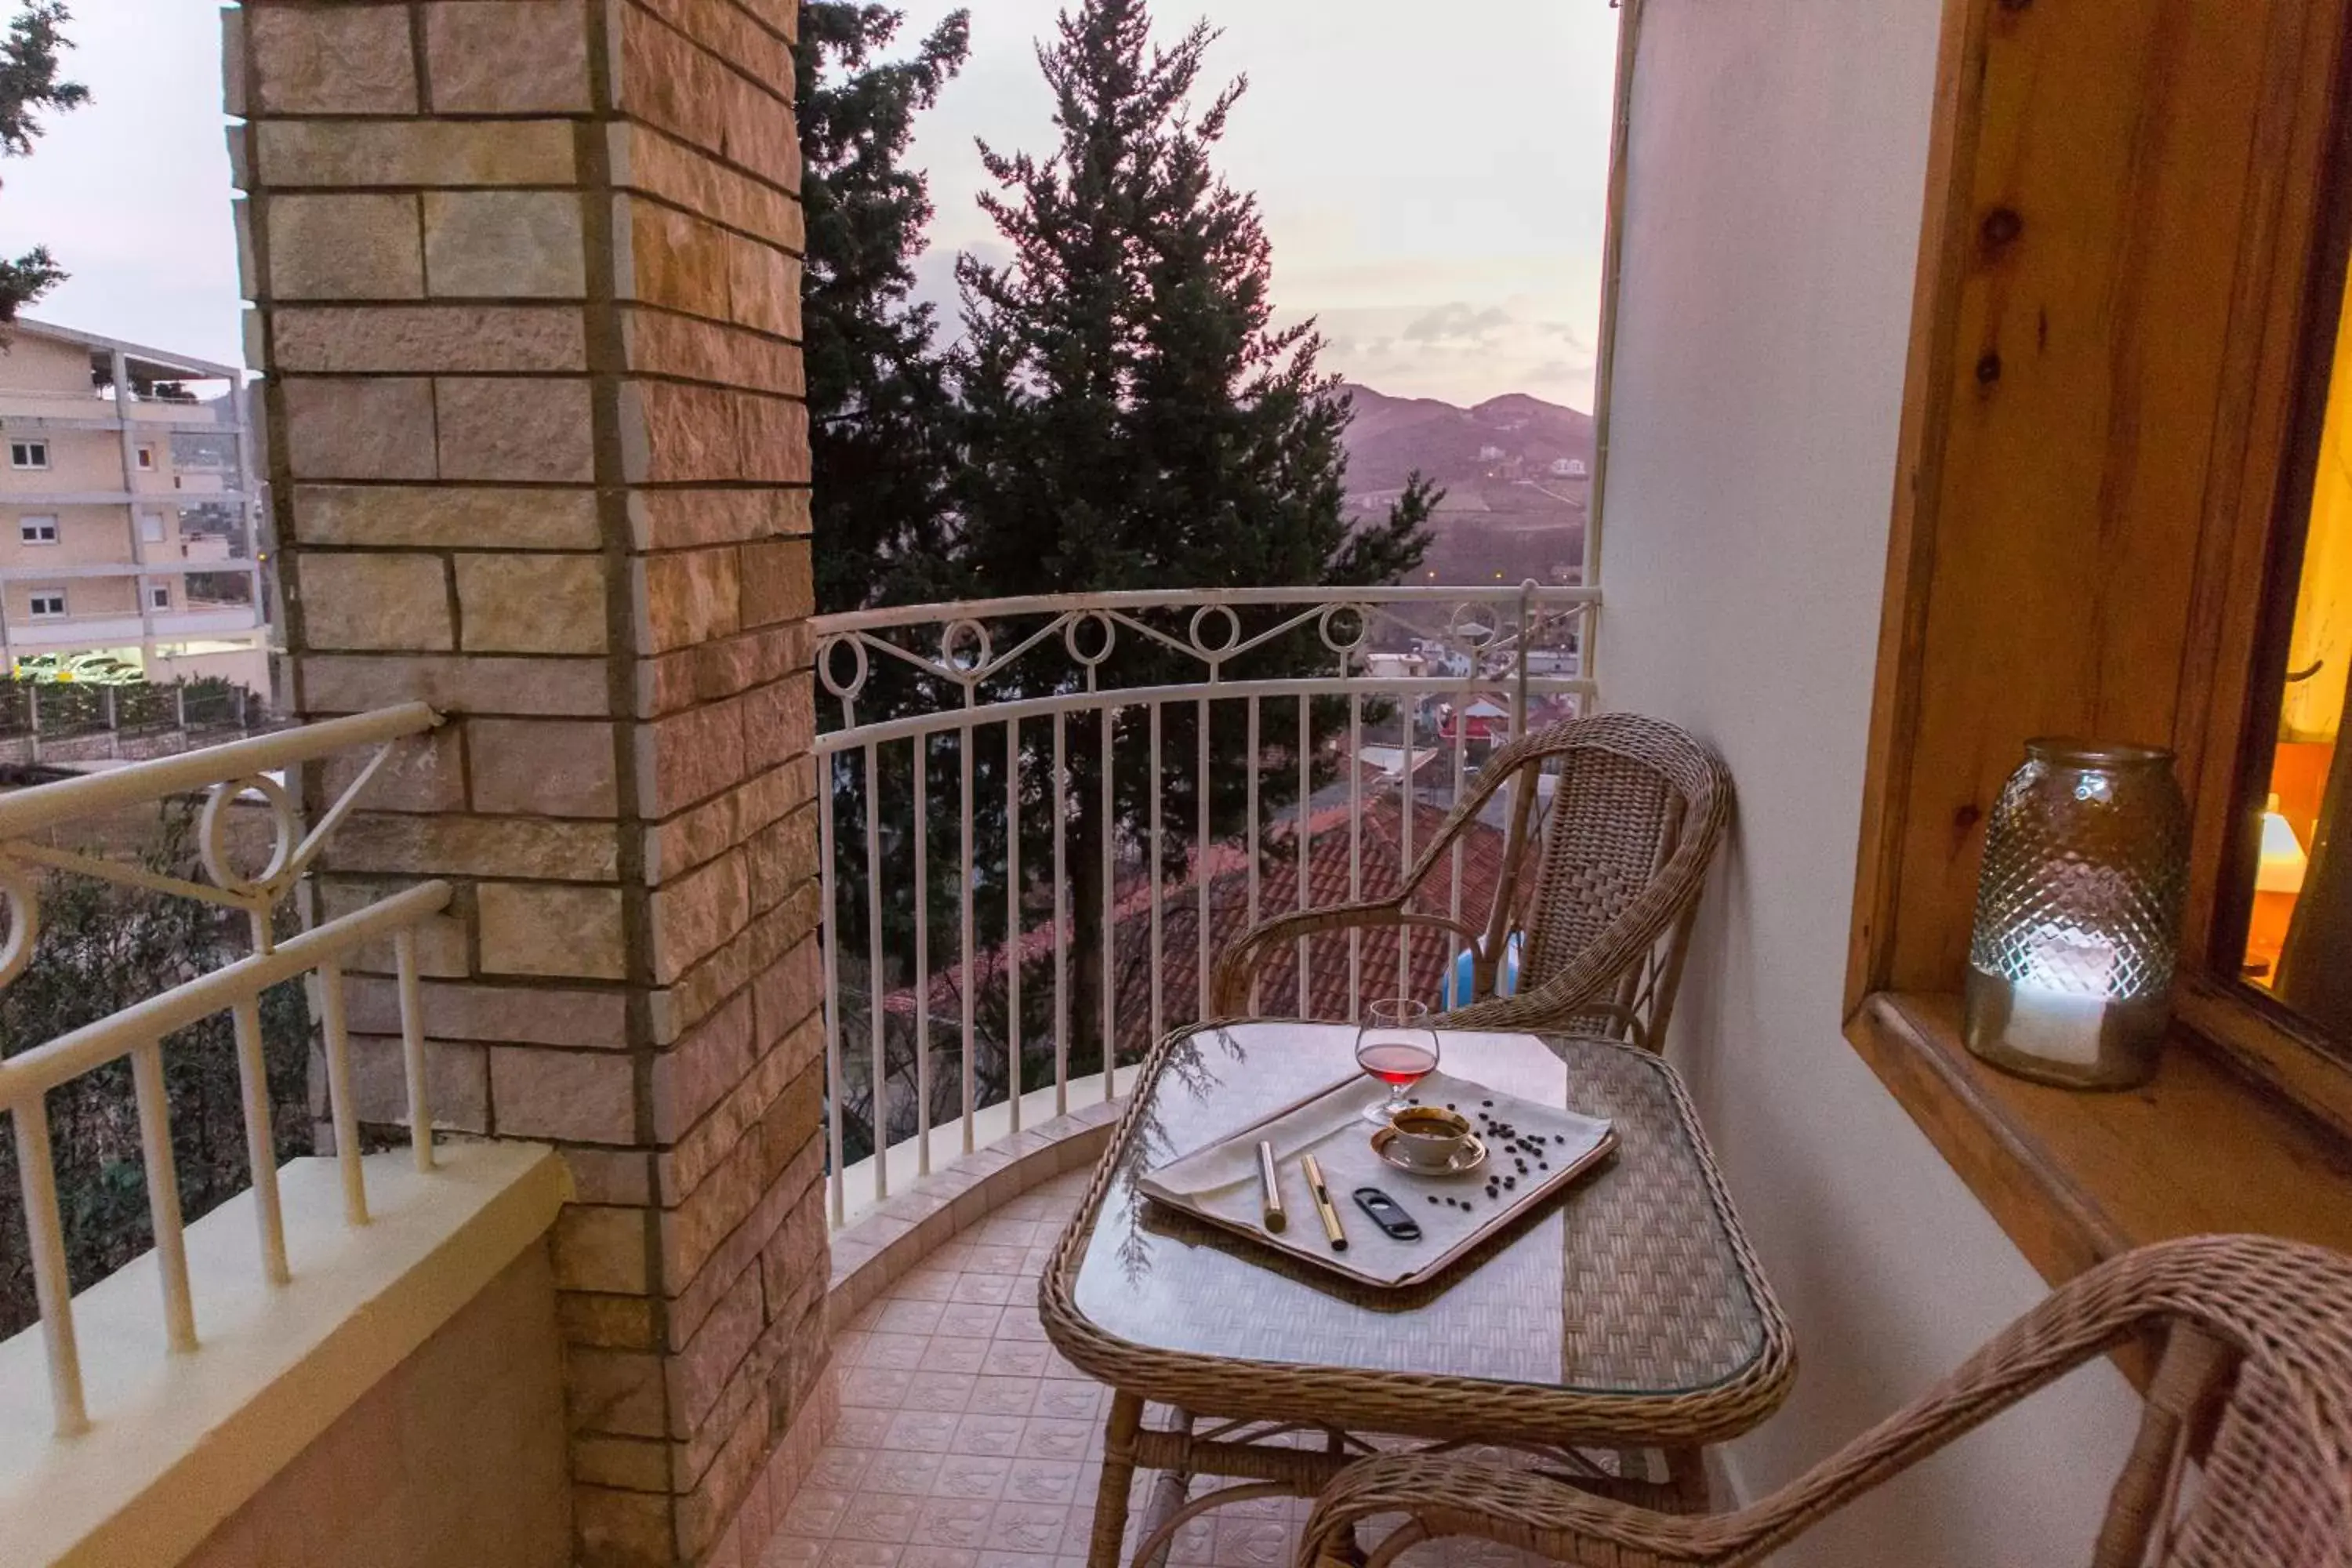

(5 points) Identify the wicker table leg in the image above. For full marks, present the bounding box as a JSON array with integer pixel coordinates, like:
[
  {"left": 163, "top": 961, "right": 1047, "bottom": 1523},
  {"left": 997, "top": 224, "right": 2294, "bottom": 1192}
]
[
  {"left": 1132, "top": 1407, "right": 1196, "bottom": 1568},
  {"left": 1663, "top": 1446, "right": 1711, "bottom": 1512},
  {"left": 1091, "top": 1391, "right": 1146, "bottom": 1568}
]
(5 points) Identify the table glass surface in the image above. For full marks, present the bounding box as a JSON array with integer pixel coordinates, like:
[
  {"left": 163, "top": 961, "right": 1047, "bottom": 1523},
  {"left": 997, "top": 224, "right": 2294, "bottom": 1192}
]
[{"left": 1068, "top": 1023, "right": 1769, "bottom": 1397}]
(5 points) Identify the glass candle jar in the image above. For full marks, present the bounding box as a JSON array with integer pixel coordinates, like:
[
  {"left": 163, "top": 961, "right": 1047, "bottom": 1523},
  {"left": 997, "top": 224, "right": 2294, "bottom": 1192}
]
[{"left": 1962, "top": 739, "right": 2189, "bottom": 1089}]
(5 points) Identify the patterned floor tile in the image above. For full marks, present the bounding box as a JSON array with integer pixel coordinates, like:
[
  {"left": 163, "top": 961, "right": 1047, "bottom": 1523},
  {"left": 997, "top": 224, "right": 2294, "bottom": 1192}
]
[
  {"left": 767, "top": 1167, "right": 1548, "bottom": 1568},
  {"left": 985, "top": 1501, "right": 1073, "bottom": 1555},
  {"left": 910, "top": 1497, "right": 999, "bottom": 1549},
  {"left": 864, "top": 1450, "right": 946, "bottom": 1497},
  {"left": 1001, "top": 1459, "right": 1083, "bottom": 1507},
  {"left": 966, "top": 1375, "right": 1042, "bottom": 1417},
  {"left": 900, "top": 1548, "right": 982, "bottom": 1568},
  {"left": 931, "top": 1454, "right": 1014, "bottom": 1501},
  {"left": 948, "top": 1413, "right": 1027, "bottom": 1457},
  {"left": 835, "top": 1493, "right": 924, "bottom": 1544}
]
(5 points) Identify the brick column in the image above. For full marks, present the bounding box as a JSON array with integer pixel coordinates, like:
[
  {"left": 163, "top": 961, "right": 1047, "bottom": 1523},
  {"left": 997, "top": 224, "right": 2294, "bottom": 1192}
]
[{"left": 227, "top": 4, "right": 826, "bottom": 1563}]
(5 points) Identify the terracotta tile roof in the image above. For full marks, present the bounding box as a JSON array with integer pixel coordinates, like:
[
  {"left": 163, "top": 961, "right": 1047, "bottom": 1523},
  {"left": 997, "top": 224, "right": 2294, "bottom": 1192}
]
[{"left": 884, "top": 791, "right": 1510, "bottom": 1058}]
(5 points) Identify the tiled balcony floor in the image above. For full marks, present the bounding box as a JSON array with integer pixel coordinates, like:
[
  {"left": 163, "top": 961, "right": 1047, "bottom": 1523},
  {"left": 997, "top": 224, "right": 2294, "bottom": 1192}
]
[{"left": 762, "top": 1170, "right": 1548, "bottom": 1568}]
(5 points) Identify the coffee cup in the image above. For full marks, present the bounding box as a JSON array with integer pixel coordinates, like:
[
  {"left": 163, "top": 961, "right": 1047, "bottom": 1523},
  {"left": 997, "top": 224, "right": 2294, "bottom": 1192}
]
[{"left": 1385, "top": 1105, "right": 1472, "bottom": 1171}]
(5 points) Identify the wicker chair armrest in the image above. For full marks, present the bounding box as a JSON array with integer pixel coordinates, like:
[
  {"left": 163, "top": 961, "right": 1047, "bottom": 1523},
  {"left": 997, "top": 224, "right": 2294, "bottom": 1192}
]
[
  {"left": 1297, "top": 1454, "right": 1741, "bottom": 1568},
  {"left": 1433, "top": 967, "right": 1639, "bottom": 1040},
  {"left": 1210, "top": 903, "right": 1483, "bottom": 1017}
]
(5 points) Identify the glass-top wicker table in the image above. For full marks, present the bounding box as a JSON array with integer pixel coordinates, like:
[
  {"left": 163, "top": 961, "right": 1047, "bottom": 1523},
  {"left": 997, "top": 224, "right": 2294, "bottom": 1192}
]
[{"left": 1039, "top": 1022, "right": 1795, "bottom": 1568}]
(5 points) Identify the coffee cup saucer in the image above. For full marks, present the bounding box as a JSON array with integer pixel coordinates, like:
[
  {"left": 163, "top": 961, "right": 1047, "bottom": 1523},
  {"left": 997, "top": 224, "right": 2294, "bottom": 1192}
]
[{"left": 1368, "top": 1126, "right": 1488, "bottom": 1177}]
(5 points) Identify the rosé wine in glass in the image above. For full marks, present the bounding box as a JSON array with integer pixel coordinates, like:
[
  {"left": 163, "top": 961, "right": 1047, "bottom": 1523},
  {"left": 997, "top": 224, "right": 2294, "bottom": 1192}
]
[{"left": 1356, "top": 998, "right": 1439, "bottom": 1123}]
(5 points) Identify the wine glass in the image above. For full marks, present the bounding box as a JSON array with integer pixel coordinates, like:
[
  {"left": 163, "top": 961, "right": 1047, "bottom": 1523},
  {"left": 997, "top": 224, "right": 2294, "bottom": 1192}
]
[{"left": 1356, "top": 998, "right": 1439, "bottom": 1124}]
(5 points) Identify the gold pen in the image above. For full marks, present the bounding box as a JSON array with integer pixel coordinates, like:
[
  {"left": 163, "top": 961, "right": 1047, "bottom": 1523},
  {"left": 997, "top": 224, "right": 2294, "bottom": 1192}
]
[
  {"left": 1300, "top": 1153, "right": 1347, "bottom": 1251},
  {"left": 1256, "top": 1140, "right": 1287, "bottom": 1232}
]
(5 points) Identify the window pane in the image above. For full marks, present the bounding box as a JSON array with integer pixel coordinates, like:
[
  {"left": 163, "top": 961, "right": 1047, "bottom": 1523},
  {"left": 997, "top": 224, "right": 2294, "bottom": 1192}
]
[{"left": 2241, "top": 257, "right": 2352, "bottom": 1038}]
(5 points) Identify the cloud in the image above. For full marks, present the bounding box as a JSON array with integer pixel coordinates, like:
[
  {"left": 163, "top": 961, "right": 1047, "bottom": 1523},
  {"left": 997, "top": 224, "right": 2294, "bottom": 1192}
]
[
  {"left": 1400, "top": 302, "right": 1514, "bottom": 347},
  {"left": 1529, "top": 357, "right": 1595, "bottom": 383},
  {"left": 1536, "top": 320, "right": 1594, "bottom": 352}
]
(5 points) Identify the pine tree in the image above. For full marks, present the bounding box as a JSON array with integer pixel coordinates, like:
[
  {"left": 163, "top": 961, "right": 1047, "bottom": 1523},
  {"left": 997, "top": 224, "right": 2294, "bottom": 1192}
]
[
  {"left": 0, "top": 2, "right": 88, "bottom": 322},
  {"left": 795, "top": 5, "right": 972, "bottom": 1161},
  {"left": 795, "top": 1, "right": 969, "bottom": 615},
  {"left": 951, "top": 0, "right": 1436, "bottom": 1078}
]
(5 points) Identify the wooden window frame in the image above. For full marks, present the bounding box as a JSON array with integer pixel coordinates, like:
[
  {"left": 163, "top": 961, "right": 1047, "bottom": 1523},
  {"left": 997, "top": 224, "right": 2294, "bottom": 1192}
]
[{"left": 1846, "top": 0, "right": 2352, "bottom": 1288}]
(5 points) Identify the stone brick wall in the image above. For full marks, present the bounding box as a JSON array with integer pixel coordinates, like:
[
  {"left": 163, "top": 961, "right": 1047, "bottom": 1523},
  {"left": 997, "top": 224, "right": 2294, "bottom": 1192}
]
[
  {"left": 227, "top": 3, "right": 826, "bottom": 1563},
  {"left": 178, "top": 1243, "right": 571, "bottom": 1568}
]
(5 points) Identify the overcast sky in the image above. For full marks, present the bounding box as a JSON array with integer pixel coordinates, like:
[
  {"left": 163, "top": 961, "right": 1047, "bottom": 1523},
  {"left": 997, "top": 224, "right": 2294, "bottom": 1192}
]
[
  {"left": 0, "top": 0, "right": 1616, "bottom": 408},
  {"left": 912, "top": 0, "right": 1619, "bottom": 408}
]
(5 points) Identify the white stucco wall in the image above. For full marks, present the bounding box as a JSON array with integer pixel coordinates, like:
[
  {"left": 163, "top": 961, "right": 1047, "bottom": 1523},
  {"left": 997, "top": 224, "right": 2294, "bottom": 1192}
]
[{"left": 1596, "top": 2, "right": 2142, "bottom": 1559}]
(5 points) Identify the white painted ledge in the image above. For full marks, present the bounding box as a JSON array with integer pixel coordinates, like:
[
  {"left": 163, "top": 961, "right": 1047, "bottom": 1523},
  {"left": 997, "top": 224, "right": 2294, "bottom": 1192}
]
[
  {"left": 826, "top": 1072, "right": 1136, "bottom": 1330},
  {"left": 0, "top": 1140, "right": 569, "bottom": 1568},
  {"left": 833, "top": 1065, "right": 1141, "bottom": 1232}
]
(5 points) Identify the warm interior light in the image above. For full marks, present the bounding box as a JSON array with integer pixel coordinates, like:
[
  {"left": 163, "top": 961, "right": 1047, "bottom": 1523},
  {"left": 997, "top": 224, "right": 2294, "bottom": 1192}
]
[{"left": 2256, "top": 791, "right": 2310, "bottom": 895}]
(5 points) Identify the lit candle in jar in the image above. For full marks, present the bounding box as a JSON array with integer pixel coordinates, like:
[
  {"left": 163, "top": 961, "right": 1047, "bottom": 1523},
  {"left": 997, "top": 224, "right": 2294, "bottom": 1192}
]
[{"left": 1999, "top": 927, "right": 2117, "bottom": 1068}]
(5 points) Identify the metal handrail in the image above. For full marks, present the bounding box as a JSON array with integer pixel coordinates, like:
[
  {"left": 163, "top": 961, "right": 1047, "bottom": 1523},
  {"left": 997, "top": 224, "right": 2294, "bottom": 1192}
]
[
  {"left": 811, "top": 583, "right": 1599, "bottom": 635},
  {"left": 0, "top": 701, "right": 436, "bottom": 839}
]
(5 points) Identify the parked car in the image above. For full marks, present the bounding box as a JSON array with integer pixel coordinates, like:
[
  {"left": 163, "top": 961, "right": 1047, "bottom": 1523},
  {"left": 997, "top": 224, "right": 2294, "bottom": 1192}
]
[{"left": 64, "top": 655, "right": 143, "bottom": 685}]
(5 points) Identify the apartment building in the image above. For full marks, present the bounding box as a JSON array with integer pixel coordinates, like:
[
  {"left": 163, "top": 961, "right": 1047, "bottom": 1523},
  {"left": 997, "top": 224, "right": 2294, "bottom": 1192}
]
[{"left": 0, "top": 318, "right": 267, "bottom": 691}]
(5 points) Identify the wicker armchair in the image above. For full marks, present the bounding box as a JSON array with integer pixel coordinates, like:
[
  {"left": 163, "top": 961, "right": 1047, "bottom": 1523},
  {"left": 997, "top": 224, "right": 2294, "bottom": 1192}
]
[
  {"left": 1297, "top": 1233, "right": 2352, "bottom": 1568},
  {"left": 1209, "top": 713, "right": 1732, "bottom": 1049}
]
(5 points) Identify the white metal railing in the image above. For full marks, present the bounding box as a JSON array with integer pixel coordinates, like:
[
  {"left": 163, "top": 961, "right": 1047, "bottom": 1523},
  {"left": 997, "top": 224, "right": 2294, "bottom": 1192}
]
[
  {"left": 0, "top": 702, "right": 447, "bottom": 1436},
  {"left": 813, "top": 583, "right": 1597, "bottom": 1224}
]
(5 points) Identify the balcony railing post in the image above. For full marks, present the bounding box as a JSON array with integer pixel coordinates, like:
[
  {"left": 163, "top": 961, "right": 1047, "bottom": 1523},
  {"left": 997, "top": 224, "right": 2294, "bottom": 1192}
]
[
  {"left": 819, "top": 760, "right": 846, "bottom": 1226},
  {"left": 318, "top": 961, "right": 368, "bottom": 1226},
  {"left": 13, "top": 1095, "right": 88, "bottom": 1436},
  {"left": 1515, "top": 578, "right": 1534, "bottom": 735},
  {"left": 914, "top": 736, "right": 931, "bottom": 1174},
  {"left": 394, "top": 926, "right": 434, "bottom": 1172},
  {"left": 130, "top": 1041, "right": 198, "bottom": 1352},
  {"left": 1005, "top": 717, "right": 1022, "bottom": 1134},
  {"left": 864, "top": 739, "right": 885, "bottom": 1201}
]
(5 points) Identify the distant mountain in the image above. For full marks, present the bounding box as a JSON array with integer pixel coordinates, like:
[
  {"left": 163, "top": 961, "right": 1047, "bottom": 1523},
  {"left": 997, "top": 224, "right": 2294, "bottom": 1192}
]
[
  {"left": 1335, "top": 383, "right": 1595, "bottom": 586},
  {"left": 1335, "top": 383, "right": 1595, "bottom": 493}
]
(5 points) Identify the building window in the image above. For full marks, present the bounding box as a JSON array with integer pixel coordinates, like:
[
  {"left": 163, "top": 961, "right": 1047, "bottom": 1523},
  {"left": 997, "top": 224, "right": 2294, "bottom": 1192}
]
[
  {"left": 19, "top": 515, "right": 57, "bottom": 546},
  {"left": 136, "top": 445, "right": 154, "bottom": 471},
  {"left": 147, "top": 583, "right": 170, "bottom": 611},
  {"left": 138, "top": 511, "right": 164, "bottom": 543},
  {"left": 10, "top": 440, "right": 48, "bottom": 470},
  {"left": 28, "top": 590, "right": 65, "bottom": 618}
]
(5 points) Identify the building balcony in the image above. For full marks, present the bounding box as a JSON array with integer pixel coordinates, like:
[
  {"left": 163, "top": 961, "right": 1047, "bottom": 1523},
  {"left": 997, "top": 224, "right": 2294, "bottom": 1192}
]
[{"left": 4, "top": 604, "right": 264, "bottom": 653}]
